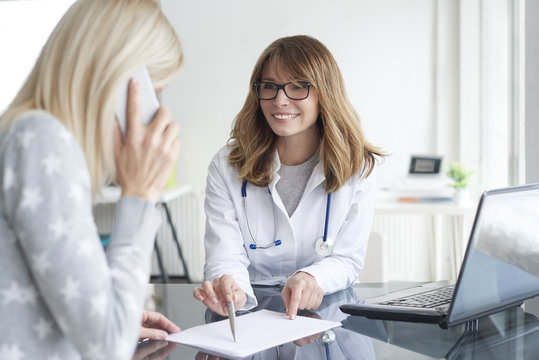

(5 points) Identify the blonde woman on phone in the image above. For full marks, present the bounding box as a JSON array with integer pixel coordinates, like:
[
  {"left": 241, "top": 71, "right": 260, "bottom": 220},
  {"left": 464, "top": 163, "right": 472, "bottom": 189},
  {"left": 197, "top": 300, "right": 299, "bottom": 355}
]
[{"left": 0, "top": 0, "right": 182, "bottom": 358}]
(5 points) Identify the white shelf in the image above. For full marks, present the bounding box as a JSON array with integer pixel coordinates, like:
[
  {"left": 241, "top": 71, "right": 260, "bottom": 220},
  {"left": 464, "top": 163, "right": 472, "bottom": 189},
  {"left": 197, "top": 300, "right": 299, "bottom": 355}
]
[
  {"left": 375, "top": 200, "right": 476, "bottom": 216},
  {"left": 375, "top": 188, "right": 476, "bottom": 216}
]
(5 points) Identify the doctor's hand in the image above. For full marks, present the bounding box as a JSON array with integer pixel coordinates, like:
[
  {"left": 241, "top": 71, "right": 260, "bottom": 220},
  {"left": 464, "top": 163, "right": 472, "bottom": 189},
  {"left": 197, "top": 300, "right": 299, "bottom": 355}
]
[
  {"left": 282, "top": 272, "right": 324, "bottom": 320},
  {"left": 193, "top": 275, "right": 246, "bottom": 317},
  {"left": 114, "top": 78, "right": 180, "bottom": 204}
]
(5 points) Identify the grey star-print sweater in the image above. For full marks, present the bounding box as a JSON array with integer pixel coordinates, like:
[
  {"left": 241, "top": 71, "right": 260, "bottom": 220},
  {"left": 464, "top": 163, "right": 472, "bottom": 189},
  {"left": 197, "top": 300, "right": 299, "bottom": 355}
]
[{"left": 0, "top": 111, "right": 161, "bottom": 359}]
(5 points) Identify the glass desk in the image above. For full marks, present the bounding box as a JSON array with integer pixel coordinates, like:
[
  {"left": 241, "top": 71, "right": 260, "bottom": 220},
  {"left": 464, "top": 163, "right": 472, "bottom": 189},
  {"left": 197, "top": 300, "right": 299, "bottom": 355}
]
[{"left": 134, "top": 283, "right": 539, "bottom": 359}]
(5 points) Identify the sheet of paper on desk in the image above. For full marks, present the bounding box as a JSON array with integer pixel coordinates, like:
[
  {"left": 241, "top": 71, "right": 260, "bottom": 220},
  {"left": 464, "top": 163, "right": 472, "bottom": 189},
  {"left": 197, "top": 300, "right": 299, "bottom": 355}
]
[{"left": 166, "top": 309, "right": 341, "bottom": 358}]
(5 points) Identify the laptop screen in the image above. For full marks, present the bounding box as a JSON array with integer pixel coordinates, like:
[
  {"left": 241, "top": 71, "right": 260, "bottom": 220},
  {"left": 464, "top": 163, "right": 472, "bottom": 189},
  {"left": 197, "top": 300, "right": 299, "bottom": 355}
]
[{"left": 448, "top": 184, "right": 539, "bottom": 324}]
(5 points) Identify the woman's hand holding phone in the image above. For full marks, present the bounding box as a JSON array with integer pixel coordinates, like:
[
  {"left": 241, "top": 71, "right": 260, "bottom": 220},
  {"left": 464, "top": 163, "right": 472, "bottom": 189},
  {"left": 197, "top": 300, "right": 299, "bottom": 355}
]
[{"left": 114, "top": 77, "right": 180, "bottom": 204}]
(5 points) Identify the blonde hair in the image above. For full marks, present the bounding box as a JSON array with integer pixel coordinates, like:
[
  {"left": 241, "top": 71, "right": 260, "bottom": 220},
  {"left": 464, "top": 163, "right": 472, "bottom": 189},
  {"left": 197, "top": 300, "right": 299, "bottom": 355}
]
[
  {"left": 0, "top": 0, "right": 183, "bottom": 196},
  {"left": 228, "top": 35, "right": 384, "bottom": 192}
]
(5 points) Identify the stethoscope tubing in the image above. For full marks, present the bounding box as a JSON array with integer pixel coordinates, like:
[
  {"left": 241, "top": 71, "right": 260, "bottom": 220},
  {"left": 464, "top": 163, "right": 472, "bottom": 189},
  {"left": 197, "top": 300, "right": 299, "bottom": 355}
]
[
  {"left": 241, "top": 179, "right": 331, "bottom": 250},
  {"left": 323, "top": 191, "right": 331, "bottom": 243}
]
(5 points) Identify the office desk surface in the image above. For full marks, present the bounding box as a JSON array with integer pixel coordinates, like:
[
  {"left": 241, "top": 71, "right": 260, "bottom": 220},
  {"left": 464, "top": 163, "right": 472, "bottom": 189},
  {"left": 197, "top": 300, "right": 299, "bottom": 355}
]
[{"left": 134, "top": 283, "right": 539, "bottom": 359}]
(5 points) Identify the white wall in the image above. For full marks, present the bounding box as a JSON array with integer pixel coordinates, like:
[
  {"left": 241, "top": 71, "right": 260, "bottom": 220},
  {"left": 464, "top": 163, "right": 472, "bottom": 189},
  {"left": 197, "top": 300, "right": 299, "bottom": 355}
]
[
  {"left": 0, "top": 0, "right": 76, "bottom": 112},
  {"left": 525, "top": 0, "right": 539, "bottom": 184},
  {"left": 160, "top": 0, "right": 436, "bottom": 194}
]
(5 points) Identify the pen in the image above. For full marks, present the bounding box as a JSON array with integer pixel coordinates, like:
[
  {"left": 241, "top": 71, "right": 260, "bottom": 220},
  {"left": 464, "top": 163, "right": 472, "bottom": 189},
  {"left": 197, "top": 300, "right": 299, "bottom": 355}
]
[{"left": 227, "top": 300, "right": 237, "bottom": 342}]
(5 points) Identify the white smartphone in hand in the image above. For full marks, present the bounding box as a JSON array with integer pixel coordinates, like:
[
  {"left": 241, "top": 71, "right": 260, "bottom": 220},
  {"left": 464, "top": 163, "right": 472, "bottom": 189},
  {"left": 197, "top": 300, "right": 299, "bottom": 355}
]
[{"left": 114, "top": 66, "right": 160, "bottom": 137}]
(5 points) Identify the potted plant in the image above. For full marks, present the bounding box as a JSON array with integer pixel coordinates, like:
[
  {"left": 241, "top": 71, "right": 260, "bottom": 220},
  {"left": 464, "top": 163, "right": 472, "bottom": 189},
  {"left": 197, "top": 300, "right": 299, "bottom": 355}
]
[{"left": 445, "top": 162, "right": 473, "bottom": 205}]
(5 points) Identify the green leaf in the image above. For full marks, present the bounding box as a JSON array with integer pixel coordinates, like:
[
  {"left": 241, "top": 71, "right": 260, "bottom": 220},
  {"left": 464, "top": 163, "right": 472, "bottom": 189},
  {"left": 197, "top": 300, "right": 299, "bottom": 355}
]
[{"left": 445, "top": 162, "right": 473, "bottom": 189}]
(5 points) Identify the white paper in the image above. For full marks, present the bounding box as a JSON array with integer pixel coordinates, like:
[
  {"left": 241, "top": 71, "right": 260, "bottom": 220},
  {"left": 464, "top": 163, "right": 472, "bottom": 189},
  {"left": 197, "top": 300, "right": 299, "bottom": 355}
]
[{"left": 166, "top": 309, "right": 341, "bottom": 358}]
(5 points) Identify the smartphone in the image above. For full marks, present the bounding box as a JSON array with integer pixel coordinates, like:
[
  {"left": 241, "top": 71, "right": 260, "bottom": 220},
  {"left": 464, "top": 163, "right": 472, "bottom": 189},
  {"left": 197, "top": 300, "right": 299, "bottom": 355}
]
[{"left": 114, "top": 66, "right": 160, "bottom": 137}]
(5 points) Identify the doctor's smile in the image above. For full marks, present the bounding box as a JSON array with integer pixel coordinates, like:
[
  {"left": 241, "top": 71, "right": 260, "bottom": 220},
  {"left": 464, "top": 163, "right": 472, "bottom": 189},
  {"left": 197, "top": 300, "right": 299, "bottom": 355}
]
[
  {"left": 273, "top": 114, "right": 299, "bottom": 120},
  {"left": 272, "top": 113, "right": 300, "bottom": 121}
]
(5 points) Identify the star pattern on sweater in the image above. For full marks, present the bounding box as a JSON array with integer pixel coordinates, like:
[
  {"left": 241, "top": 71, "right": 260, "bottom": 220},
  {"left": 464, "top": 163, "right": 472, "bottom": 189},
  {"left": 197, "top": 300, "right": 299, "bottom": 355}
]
[
  {"left": 0, "top": 343, "right": 24, "bottom": 360},
  {"left": 59, "top": 276, "right": 81, "bottom": 301},
  {"left": 34, "top": 317, "right": 53, "bottom": 340},
  {"left": 32, "top": 251, "right": 52, "bottom": 276},
  {"left": 20, "top": 186, "right": 44, "bottom": 212},
  {"left": 77, "top": 239, "right": 95, "bottom": 258},
  {"left": 1, "top": 281, "right": 37, "bottom": 305},
  {"left": 15, "top": 128, "right": 35, "bottom": 148},
  {"left": 58, "top": 127, "right": 74, "bottom": 146},
  {"left": 68, "top": 182, "right": 84, "bottom": 203},
  {"left": 90, "top": 292, "right": 108, "bottom": 317},
  {"left": 49, "top": 217, "right": 69, "bottom": 240},
  {"left": 42, "top": 152, "right": 63, "bottom": 176}
]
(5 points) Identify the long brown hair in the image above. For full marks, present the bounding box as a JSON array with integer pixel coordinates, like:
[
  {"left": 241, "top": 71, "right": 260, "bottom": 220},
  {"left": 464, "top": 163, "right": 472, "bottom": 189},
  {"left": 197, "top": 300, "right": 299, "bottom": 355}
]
[{"left": 228, "top": 35, "right": 384, "bottom": 192}]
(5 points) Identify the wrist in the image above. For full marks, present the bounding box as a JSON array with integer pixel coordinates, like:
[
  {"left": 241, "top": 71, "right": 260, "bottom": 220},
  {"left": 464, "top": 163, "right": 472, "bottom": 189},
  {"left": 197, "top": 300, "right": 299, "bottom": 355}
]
[
  {"left": 294, "top": 271, "right": 314, "bottom": 280},
  {"left": 121, "top": 188, "right": 158, "bottom": 204}
]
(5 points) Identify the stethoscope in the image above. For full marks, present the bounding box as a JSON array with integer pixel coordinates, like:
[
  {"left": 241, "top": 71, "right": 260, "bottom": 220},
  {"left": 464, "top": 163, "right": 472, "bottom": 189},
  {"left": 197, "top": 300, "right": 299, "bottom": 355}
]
[
  {"left": 318, "top": 329, "right": 336, "bottom": 360},
  {"left": 241, "top": 179, "right": 334, "bottom": 256}
]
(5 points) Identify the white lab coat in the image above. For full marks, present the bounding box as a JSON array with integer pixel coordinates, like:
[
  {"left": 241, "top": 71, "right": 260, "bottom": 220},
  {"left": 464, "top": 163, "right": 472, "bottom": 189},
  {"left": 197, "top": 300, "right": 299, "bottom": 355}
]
[{"left": 204, "top": 145, "right": 376, "bottom": 308}]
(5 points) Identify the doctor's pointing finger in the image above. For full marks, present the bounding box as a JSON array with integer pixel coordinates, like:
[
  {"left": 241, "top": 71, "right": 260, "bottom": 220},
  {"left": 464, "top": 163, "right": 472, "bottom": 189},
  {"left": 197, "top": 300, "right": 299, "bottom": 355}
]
[{"left": 282, "top": 272, "right": 324, "bottom": 320}]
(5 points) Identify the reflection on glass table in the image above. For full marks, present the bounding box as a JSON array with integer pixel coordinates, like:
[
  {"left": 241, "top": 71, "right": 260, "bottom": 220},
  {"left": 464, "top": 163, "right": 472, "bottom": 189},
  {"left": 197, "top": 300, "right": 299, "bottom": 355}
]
[
  {"left": 343, "top": 301, "right": 539, "bottom": 359},
  {"left": 134, "top": 283, "right": 539, "bottom": 359},
  {"left": 199, "top": 285, "right": 374, "bottom": 359}
]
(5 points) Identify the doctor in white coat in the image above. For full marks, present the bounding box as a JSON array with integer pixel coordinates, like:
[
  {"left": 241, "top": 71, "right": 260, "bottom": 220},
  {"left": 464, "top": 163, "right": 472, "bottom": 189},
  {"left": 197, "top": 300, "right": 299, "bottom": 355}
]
[{"left": 193, "top": 35, "right": 384, "bottom": 320}]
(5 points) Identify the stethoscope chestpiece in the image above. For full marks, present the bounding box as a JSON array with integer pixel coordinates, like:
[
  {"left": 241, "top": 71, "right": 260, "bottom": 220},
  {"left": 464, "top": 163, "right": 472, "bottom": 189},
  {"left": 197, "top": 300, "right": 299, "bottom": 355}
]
[
  {"left": 318, "top": 329, "right": 336, "bottom": 345},
  {"left": 315, "top": 236, "right": 334, "bottom": 256}
]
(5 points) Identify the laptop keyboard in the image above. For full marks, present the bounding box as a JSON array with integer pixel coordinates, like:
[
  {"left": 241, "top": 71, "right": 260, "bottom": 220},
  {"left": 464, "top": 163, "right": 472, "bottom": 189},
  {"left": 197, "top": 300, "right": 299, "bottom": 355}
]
[{"left": 380, "top": 285, "right": 454, "bottom": 308}]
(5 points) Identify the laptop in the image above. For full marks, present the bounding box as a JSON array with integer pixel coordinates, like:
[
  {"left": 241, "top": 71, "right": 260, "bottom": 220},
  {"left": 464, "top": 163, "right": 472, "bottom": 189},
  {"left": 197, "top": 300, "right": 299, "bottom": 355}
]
[{"left": 340, "top": 183, "right": 539, "bottom": 329}]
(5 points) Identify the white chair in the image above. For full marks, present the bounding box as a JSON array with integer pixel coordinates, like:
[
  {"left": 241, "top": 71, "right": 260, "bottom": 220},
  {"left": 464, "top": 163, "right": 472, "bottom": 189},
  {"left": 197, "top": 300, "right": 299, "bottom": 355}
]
[{"left": 357, "top": 231, "right": 388, "bottom": 283}]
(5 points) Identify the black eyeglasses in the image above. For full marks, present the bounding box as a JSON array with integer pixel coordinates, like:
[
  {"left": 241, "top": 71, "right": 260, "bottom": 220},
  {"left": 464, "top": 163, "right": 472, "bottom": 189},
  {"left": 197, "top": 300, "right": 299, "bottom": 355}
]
[{"left": 253, "top": 81, "right": 312, "bottom": 100}]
